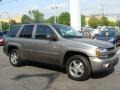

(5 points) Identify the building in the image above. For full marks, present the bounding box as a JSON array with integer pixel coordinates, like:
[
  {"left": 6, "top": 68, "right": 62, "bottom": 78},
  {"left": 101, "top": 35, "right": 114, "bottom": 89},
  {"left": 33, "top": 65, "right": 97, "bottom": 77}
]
[{"left": 1, "top": 16, "right": 22, "bottom": 23}]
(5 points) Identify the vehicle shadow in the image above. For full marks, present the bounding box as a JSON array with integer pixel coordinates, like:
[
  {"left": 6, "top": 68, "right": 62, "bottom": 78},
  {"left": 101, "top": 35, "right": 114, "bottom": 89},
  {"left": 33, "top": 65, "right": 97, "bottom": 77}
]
[
  {"left": 13, "top": 72, "right": 60, "bottom": 90},
  {"left": 24, "top": 61, "right": 115, "bottom": 79},
  {"left": 13, "top": 61, "right": 62, "bottom": 90},
  {"left": 13, "top": 61, "right": 115, "bottom": 82},
  {"left": 91, "top": 68, "right": 115, "bottom": 79},
  {"left": 23, "top": 61, "right": 66, "bottom": 73}
]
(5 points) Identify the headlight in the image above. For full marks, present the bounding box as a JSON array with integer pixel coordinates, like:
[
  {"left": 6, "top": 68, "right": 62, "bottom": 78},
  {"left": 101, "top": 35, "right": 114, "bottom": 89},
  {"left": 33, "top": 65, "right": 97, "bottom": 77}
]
[
  {"left": 96, "top": 48, "right": 108, "bottom": 57},
  {"left": 96, "top": 48, "right": 100, "bottom": 57},
  {"left": 99, "top": 48, "right": 108, "bottom": 53}
]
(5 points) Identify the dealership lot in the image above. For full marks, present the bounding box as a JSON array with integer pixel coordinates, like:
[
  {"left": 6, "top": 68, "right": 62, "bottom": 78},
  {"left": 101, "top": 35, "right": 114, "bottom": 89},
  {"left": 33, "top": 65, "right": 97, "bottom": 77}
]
[{"left": 0, "top": 46, "right": 120, "bottom": 90}]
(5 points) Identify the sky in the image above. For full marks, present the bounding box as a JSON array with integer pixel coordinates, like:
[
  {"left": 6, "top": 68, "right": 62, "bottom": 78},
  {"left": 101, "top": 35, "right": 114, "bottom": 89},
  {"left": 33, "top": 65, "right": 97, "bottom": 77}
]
[{"left": 0, "top": 0, "right": 120, "bottom": 19}]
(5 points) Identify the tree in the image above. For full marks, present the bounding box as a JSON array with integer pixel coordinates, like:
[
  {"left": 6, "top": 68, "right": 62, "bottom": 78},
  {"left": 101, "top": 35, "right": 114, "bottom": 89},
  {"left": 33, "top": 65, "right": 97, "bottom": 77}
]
[
  {"left": 21, "top": 10, "right": 44, "bottom": 24},
  {"left": 58, "top": 12, "right": 70, "bottom": 25},
  {"left": 29, "top": 10, "right": 44, "bottom": 23},
  {"left": 45, "top": 16, "right": 54, "bottom": 24},
  {"left": 99, "top": 16, "right": 109, "bottom": 26},
  {"left": 21, "top": 15, "right": 33, "bottom": 24},
  {"left": 10, "top": 19, "right": 17, "bottom": 25},
  {"left": 81, "top": 15, "right": 86, "bottom": 27},
  {"left": 109, "top": 21, "right": 116, "bottom": 27},
  {"left": 88, "top": 16, "right": 99, "bottom": 28},
  {"left": 1, "top": 22, "right": 9, "bottom": 31}
]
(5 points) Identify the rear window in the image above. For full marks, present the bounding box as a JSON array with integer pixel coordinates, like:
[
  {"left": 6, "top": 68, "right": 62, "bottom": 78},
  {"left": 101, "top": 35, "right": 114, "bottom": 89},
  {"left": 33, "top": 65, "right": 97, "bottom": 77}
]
[
  {"left": 6, "top": 26, "right": 21, "bottom": 37},
  {"left": 0, "top": 32, "right": 3, "bottom": 38},
  {"left": 98, "top": 31, "right": 116, "bottom": 37}
]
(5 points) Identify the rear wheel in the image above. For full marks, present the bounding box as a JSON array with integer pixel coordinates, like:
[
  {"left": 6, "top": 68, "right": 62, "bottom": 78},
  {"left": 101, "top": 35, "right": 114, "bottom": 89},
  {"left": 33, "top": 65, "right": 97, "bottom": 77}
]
[
  {"left": 66, "top": 55, "right": 91, "bottom": 81},
  {"left": 9, "top": 49, "right": 22, "bottom": 67}
]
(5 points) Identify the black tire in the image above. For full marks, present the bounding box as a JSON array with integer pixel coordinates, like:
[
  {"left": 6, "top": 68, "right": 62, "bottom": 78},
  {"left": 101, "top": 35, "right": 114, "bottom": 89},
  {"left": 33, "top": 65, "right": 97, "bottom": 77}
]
[
  {"left": 66, "top": 55, "right": 91, "bottom": 81},
  {"left": 9, "top": 49, "right": 22, "bottom": 67}
]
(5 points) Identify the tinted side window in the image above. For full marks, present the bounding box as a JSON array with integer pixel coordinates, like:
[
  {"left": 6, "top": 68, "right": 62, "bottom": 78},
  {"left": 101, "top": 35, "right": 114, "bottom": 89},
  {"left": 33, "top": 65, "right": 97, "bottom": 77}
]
[
  {"left": 35, "top": 25, "right": 54, "bottom": 39},
  {"left": 19, "top": 25, "right": 34, "bottom": 38},
  {"left": 0, "top": 33, "right": 3, "bottom": 38},
  {"left": 6, "top": 26, "right": 21, "bottom": 37}
]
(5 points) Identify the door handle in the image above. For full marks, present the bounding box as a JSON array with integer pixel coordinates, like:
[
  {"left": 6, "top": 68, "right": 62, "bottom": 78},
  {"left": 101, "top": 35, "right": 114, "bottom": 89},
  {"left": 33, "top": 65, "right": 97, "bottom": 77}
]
[{"left": 17, "top": 41, "right": 21, "bottom": 43}]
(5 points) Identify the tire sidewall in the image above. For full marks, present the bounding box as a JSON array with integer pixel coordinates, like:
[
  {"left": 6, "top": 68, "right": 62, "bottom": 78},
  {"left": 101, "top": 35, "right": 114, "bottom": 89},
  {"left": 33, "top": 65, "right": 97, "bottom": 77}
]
[
  {"left": 66, "top": 55, "right": 91, "bottom": 81},
  {"left": 9, "top": 49, "right": 21, "bottom": 67}
]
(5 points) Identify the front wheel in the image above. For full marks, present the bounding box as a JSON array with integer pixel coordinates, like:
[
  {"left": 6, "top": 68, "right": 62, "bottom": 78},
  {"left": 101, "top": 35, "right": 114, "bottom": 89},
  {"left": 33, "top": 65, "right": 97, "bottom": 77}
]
[
  {"left": 66, "top": 55, "right": 91, "bottom": 81},
  {"left": 9, "top": 49, "right": 22, "bottom": 67}
]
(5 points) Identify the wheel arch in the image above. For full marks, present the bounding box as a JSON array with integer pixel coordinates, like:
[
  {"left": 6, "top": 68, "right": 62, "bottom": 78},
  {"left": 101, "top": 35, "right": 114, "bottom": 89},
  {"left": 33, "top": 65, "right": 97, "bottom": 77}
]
[{"left": 62, "top": 51, "right": 91, "bottom": 68}]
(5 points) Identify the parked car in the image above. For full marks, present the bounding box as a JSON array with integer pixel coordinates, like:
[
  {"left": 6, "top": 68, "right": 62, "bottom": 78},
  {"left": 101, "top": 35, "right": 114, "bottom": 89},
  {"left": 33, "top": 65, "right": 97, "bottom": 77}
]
[
  {"left": 2, "top": 31, "right": 8, "bottom": 35},
  {"left": 3, "top": 24, "right": 119, "bottom": 81},
  {"left": 79, "top": 30, "right": 92, "bottom": 38},
  {"left": 0, "top": 32, "right": 4, "bottom": 46},
  {"left": 95, "top": 29, "right": 120, "bottom": 47}
]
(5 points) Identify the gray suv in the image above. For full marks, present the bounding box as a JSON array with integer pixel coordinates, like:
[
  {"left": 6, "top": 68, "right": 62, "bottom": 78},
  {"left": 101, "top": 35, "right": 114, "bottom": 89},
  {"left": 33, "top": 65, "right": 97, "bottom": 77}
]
[{"left": 3, "top": 24, "right": 119, "bottom": 81}]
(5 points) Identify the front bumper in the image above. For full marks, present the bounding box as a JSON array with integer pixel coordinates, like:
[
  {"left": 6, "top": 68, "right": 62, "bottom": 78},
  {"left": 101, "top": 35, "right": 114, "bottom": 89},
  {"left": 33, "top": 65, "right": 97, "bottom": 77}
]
[{"left": 89, "top": 53, "right": 119, "bottom": 73}]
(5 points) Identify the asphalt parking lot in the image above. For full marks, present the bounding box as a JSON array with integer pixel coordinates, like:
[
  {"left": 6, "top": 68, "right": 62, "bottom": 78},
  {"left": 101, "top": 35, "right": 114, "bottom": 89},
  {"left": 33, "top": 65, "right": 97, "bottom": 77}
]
[{"left": 0, "top": 46, "right": 120, "bottom": 90}]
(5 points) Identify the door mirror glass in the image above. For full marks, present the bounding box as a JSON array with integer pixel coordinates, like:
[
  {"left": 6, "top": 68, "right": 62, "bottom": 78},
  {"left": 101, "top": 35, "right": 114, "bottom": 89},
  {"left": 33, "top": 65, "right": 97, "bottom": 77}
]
[{"left": 47, "top": 35, "right": 58, "bottom": 41}]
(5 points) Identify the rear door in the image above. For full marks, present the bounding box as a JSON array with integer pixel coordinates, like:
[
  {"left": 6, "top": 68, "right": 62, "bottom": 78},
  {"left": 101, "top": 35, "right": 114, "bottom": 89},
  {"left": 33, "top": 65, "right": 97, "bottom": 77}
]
[{"left": 17, "top": 25, "right": 35, "bottom": 60}]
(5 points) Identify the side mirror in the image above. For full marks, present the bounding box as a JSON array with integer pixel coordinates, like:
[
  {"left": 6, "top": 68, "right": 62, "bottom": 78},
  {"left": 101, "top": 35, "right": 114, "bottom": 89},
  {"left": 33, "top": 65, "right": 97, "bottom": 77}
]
[{"left": 47, "top": 35, "right": 58, "bottom": 41}]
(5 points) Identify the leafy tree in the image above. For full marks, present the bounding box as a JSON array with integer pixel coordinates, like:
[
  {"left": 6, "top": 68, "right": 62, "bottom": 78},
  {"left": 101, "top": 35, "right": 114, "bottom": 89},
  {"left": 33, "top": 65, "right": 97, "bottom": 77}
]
[
  {"left": 1, "top": 22, "right": 9, "bottom": 31},
  {"left": 21, "top": 10, "right": 44, "bottom": 23},
  {"left": 81, "top": 15, "right": 86, "bottom": 27},
  {"left": 109, "top": 21, "right": 116, "bottom": 27},
  {"left": 45, "top": 16, "right": 54, "bottom": 24},
  {"left": 116, "top": 20, "right": 120, "bottom": 29},
  {"left": 29, "top": 10, "right": 44, "bottom": 23},
  {"left": 88, "top": 16, "right": 99, "bottom": 28},
  {"left": 10, "top": 19, "right": 17, "bottom": 25},
  {"left": 99, "top": 16, "right": 109, "bottom": 26},
  {"left": 58, "top": 12, "right": 70, "bottom": 25},
  {"left": 21, "top": 14, "right": 33, "bottom": 24}
]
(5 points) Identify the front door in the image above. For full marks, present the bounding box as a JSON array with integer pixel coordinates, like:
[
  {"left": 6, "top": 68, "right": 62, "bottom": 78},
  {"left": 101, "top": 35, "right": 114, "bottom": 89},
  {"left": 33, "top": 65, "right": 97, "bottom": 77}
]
[{"left": 31, "top": 25, "right": 59, "bottom": 64}]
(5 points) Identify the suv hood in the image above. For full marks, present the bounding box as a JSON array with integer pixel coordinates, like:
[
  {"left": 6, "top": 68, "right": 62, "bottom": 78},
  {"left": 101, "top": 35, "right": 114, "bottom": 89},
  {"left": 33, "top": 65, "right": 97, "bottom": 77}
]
[{"left": 72, "top": 38, "right": 114, "bottom": 48}]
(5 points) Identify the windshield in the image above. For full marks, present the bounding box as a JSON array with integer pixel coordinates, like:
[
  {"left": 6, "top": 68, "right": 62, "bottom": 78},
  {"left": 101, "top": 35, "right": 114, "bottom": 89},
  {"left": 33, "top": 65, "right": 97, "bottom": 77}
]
[
  {"left": 52, "top": 24, "right": 81, "bottom": 38},
  {"left": 98, "top": 31, "right": 116, "bottom": 37}
]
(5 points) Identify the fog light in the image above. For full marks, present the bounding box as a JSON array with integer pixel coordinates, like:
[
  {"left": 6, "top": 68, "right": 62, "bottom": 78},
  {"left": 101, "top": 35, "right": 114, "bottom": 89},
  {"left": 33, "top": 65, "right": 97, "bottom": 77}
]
[{"left": 103, "top": 63, "right": 110, "bottom": 68}]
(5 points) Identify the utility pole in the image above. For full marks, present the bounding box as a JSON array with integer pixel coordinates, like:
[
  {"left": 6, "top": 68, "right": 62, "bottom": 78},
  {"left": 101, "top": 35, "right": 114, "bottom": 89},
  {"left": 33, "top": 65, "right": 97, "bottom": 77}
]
[
  {"left": 51, "top": 0, "right": 58, "bottom": 24},
  {"left": 117, "top": 16, "right": 120, "bottom": 31},
  {"left": 100, "top": 0, "right": 104, "bottom": 17},
  {"left": 0, "top": 0, "right": 2, "bottom": 32},
  {"left": 6, "top": 12, "right": 11, "bottom": 30},
  {"left": 0, "top": 15, "right": 3, "bottom": 32},
  {"left": 102, "top": 3, "right": 104, "bottom": 16},
  {"left": 0, "top": 12, "right": 11, "bottom": 30}
]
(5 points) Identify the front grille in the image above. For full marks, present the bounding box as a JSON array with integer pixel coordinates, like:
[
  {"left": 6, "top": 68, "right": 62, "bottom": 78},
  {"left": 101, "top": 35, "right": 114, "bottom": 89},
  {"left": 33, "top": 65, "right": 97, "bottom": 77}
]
[
  {"left": 107, "top": 47, "right": 115, "bottom": 51},
  {"left": 106, "top": 47, "right": 116, "bottom": 58},
  {"left": 108, "top": 53, "right": 115, "bottom": 57}
]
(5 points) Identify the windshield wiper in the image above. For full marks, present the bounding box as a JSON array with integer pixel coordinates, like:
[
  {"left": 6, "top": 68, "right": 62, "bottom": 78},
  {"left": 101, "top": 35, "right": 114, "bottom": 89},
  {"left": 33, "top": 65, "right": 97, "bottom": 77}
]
[{"left": 64, "top": 36, "right": 82, "bottom": 38}]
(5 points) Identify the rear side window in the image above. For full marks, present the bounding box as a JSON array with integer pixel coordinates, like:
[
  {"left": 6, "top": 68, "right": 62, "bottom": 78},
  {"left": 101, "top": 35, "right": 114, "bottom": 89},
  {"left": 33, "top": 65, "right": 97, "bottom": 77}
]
[
  {"left": 19, "top": 25, "right": 34, "bottom": 38},
  {"left": 6, "top": 26, "right": 21, "bottom": 37}
]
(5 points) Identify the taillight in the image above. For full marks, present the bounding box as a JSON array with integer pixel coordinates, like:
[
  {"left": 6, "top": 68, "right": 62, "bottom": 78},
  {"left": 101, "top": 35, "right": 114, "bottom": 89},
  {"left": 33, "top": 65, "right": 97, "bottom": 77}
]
[
  {"left": 0, "top": 39, "right": 3, "bottom": 42},
  {"left": 0, "top": 39, "right": 5, "bottom": 45}
]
